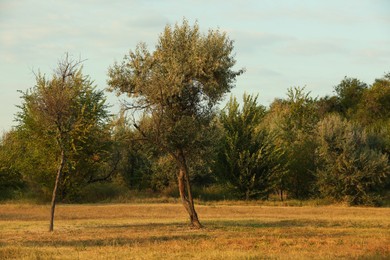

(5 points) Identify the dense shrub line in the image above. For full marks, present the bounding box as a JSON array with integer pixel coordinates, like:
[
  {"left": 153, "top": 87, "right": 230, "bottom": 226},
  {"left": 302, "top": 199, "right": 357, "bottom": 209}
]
[{"left": 1, "top": 71, "right": 389, "bottom": 206}]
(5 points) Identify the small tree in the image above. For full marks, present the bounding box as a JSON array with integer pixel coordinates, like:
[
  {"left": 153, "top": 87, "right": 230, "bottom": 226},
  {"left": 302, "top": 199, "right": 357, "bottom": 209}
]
[
  {"left": 108, "top": 20, "right": 242, "bottom": 228},
  {"left": 17, "top": 55, "right": 109, "bottom": 231}
]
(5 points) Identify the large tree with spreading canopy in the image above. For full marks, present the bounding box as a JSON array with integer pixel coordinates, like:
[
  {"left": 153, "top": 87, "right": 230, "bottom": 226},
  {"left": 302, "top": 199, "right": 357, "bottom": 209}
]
[{"left": 108, "top": 19, "right": 242, "bottom": 228}]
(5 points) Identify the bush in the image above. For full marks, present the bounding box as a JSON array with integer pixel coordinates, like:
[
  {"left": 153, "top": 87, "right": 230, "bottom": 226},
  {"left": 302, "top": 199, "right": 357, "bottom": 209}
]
[{"left": 315, "top": 114, "right": 390, "bottom": 205}]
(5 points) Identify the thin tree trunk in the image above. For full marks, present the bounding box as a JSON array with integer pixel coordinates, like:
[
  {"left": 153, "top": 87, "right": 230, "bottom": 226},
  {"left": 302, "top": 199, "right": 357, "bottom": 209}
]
[
  {"left": 49, "top": 149, "right": 65, "bottom": 232},
  {"left": 245, "top": 190, "right": 249, "bottom": 201},
  {"left": 177, "top": 150, "right": 202, "bottom": 229}
]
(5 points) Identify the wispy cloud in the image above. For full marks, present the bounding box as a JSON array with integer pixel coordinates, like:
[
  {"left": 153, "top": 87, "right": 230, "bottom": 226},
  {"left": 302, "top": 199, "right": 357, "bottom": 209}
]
[
  {"left": 353, "top": 45, "right": 390, "bottom": 66},
  {"left": 229, "top": 30, "right": 295, "bottom": 55},
  {"left": 280, "top": 39, "right": 350, "bottom": 56}
]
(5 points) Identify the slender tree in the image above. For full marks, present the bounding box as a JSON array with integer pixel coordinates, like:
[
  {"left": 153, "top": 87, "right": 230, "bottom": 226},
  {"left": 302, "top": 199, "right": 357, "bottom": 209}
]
[
  {"left": 17, "top": 55, "right": 109, "bottom": 231},
  {"left": 108, "top": 20, "right": 242, "bottom": 228}
]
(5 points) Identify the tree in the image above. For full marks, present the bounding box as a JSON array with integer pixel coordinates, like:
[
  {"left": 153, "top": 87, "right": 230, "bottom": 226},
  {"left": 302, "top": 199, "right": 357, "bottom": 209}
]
[
  {"left": 108, "top": 20, "right": 242, "bottom": 228},
  {"left": 218, "top": 94, "right": 283, "bottom": 200},
  {"left": 0, "top": 131, "right": 25, "bottom": 199},
  {"left": 111, "top": 113, "right": 154, "bottom": 190},
  {"left": 17, "top": 55, "right": 110, "bottom": 231},
  {"left": 334, "top": 77, "right": 367, "bottom": 118},
  {"left": 265, "top": 87, "right": 319, "bottom": 199},
  {"left": 0, "top": 127, "right": 59, "bottom": 201},
  {"left": 356, "top": 73, "right": 390, "bottom": 127},
  {"left": 315, "top": 114, "right": 390, "bottom": 205},
  {"left": 316, "top": 95, "right": 342, "bottom": 118}
]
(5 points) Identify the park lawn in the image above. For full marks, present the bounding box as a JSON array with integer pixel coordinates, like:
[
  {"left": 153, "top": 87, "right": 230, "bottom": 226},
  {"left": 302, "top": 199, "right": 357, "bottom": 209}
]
[{"left": 0, "top": 203, "right": 389, "bottom": 259}]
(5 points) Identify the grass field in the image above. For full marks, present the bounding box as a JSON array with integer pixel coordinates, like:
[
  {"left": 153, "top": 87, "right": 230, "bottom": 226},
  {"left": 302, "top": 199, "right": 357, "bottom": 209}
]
[{"left": 0, "top": 202, "right": 389, "bottom": 259}]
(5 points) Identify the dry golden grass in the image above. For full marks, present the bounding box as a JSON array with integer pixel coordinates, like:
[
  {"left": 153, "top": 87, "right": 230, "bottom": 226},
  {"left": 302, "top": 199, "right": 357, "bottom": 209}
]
[{"left": 0, "top": 203, "right": 389, "bottom": 259}]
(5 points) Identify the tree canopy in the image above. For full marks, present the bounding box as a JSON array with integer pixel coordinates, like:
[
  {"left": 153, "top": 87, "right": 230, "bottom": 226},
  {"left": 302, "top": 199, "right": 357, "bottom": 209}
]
[
  {"left": 108, "top": 20, "right": 243, "bottom": 228},
  {"left": 17, "top": 55, "right": 111, "bottom": 231}
]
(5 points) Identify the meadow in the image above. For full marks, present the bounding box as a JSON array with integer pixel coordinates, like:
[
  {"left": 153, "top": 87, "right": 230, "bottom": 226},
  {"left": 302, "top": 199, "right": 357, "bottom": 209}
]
[{"left": 0, "top": 202, "right": 389, "bottom": 259}]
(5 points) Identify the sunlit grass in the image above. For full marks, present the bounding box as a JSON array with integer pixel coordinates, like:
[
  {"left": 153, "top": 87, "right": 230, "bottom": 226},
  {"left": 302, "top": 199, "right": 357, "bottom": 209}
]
[{"left": 0, "top": 203, "right": 389, "bottom": 259}]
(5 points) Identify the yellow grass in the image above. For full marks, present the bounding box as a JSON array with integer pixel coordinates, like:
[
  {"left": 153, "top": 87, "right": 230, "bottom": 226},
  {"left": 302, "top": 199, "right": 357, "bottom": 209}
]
[{"left": 0, "top": 203, "right": 389, "bottom": 259}]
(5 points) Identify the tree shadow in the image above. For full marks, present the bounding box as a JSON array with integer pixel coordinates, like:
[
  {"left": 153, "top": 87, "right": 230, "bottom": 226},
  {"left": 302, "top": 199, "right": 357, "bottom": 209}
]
[
  {"left": 22, "top": 233, "right": 209, "bottom": 247},
  {"left": 95, "top": 221, "right": 186, "bottom": 230},
  {"left": 205, "top": 219, "right": 339, "bottom": 229},
  {"left": 11, "top": 219, "right": 356, "bottom": 248},
  {"left": 202, "top": 219, "right": 352, "bottom": 238}
]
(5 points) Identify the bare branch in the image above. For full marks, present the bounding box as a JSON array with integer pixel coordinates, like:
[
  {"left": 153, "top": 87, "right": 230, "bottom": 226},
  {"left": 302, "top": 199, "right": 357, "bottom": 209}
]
[
  {"left": 55, "top": 52, "right": 87, "bottom": 82},
  {"left": 87, "top": 151, "right": 120, "bottom": 184}
]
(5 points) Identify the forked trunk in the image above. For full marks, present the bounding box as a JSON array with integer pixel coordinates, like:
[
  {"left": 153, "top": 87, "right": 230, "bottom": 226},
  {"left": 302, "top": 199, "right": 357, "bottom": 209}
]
[
  {"left": 49, "top": 149, "right": 65, "bottom": 232},
  {"left": 177, "top": 151, "right": 202, "bottom": 229}
]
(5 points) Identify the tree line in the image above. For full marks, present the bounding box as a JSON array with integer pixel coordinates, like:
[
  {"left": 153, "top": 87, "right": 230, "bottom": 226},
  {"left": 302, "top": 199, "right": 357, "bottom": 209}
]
[{"left": 0, "top": 20, "right": 389, "bottom": 230}]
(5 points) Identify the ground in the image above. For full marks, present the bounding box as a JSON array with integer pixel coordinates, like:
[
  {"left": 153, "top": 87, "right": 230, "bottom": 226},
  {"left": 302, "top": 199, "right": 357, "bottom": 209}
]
[{"left": 0, "top": 202, "right": 389, "bottom": 259}]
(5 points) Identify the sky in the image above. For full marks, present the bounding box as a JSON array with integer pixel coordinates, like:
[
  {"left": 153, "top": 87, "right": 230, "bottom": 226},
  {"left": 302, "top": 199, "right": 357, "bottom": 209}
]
[{"left": 1, "top": 0, "right": 389, "bottom": 133}]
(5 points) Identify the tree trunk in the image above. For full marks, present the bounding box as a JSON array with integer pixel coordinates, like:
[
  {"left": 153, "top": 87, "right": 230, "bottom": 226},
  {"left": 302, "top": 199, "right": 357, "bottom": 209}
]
[
  {"left": 245, "top": 189, "right": 250, "bottom": 201},
  {"left": 49, "top": 149, "right": 65, "bottom": 232},
  {"left": 177, "top": 150, "right": 202, "bottom": 229}
]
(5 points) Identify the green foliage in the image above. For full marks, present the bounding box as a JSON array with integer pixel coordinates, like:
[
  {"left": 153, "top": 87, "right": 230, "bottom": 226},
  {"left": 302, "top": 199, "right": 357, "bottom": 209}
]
[
  {"left": 112, "top": 113, "right": 220, "bottom": 193},
  {"left": 218, "top": 94, "right": 283, "bottom": 200},
  {"left": 334, "top": 77, "right": 368, "bottom": 117},
  {"left": 108, "top": 19, "right": 243, "bottom": 114},
  {"left": 149, "top": 154, "right": 177, "bottom": 191},
  {"left": 356, "top": 73, "right": 390, "bottom": 127},
  {"left": 316, "top": 114, "right": 390, "bottom": 205},
  {"left": 107, "top": 114, "right": 153, "bottom": 191},
  {"left": 316, "top": 95, "right": 342, "bottom": 117},
  {"left": 2, "top": 23, "right": 389, "bottom": 207},
  {"left": 0, "top": 132, "right": 25, "bottom": 199},
  {"left": 14, "top": 56, "right": 112, "bottom": 202},
  {"left": 0, "top": 129, "right": 57, "bottom": 201},
  {"left": 108, "top": 19, "right": 242, "bottom": 226},
  {"left": 266, "top": 87, "right": 319, "bottom": 199},
  {"left": 107, "top": 19, "right": 243, "bottom": 161}
]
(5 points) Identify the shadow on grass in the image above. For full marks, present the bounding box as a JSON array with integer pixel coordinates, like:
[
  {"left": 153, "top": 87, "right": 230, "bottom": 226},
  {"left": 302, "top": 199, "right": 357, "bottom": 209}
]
[
  {"left": 205, "top": 219, "right": 347, "bottom": 229},
  {"left": 11, "top": 219, "right": 372, "bottom": 248},
  {"left": 204, "top": 219, "right": 354, "bottom": 238},
  {"left": 91, "top": 218, "right": 340, "bottom": 230},
  {"left": 17, "top": 221, "right": 312, "bottom": 248},
  {"left": 92, "top": 219, "right": 340, "bottom": 231},
  {"left": 95, "top": 221, "right": 187, "bottom": 230},
  {"left": 215, "top": 219, "right": 386, "bottom": 229},
  {"left": 22, "top": 233, "right": 209, "bottom": 247}
]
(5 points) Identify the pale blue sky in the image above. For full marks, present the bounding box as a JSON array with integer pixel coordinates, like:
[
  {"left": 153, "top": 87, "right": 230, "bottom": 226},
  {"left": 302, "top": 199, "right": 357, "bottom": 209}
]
[{"left": 1, "top": 0, "right": 389, "bottom": 132}]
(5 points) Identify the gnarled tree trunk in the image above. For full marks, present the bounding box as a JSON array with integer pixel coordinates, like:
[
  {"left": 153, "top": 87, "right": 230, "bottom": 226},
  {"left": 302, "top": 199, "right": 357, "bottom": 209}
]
[
  {"left": 49, "top": 149, "right": 65, "bottom": 232},
  {"left": 177, "top": 150, "right": 202, "bottom": 228}
]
